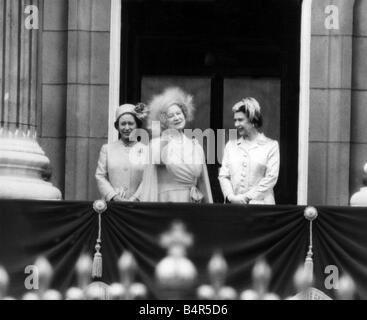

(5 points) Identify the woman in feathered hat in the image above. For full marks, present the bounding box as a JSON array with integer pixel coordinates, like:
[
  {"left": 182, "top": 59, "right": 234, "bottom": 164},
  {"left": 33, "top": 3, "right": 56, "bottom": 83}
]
[
  {"left": 133, "top": 87, "right": 213, "bottom": 203},
  {"left": 95, "top": 103, "right": 149, "bottom": 201}
]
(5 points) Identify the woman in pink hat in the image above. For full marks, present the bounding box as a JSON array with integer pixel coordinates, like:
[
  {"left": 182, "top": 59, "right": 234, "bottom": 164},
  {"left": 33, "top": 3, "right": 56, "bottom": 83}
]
[{"left": 95, "top": 103, "right": 149, "bottom": 201}]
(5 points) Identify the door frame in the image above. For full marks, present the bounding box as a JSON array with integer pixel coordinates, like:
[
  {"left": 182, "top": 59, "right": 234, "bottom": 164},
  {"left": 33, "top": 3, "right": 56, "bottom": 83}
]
[{"left": 107, "top": 0, "right": 312, "bottom": 205}]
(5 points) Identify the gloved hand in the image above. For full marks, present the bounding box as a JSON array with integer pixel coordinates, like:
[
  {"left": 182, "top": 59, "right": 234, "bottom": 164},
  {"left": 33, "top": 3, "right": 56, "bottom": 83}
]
[
  {"left": 112, "top": 195, "right": 125, "bottom": 202},
  {"left": 128, "top": 196, "right": 140, "bottom": 202},
  {"left": 228, "top": 194, "right": 250, "bottom": 204}
]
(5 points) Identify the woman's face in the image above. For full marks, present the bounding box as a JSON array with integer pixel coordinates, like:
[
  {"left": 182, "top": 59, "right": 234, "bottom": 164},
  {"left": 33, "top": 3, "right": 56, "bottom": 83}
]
[
  {"left": 234, "top": 111, "right": 253, "bottom": 137},
  {"left": 118, "top": 113, "right": 137, "bottom": 141},
  {"left": 166, "top": 104, "right": 186, "bottom": 130}
]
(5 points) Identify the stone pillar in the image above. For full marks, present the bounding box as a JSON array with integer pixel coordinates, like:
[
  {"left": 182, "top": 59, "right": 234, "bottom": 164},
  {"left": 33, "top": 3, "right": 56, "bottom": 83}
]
[
  {"left": 0, "top": 0, "right": 38, "bottom": 131},
  {"left": 350, "top": 0, "right": 367, "bottom": 197},
  {"left": 65, "top": 0, "right": 111, "bottom": 200},
  {"left": 308, "top": 0, "right": 355, "bottom": 205},
  {"left": 0, "top": 0, "right": 61, "bottom": 199},
  {"left": 38, "top": 0, "right": 69, "bottom": 197}
]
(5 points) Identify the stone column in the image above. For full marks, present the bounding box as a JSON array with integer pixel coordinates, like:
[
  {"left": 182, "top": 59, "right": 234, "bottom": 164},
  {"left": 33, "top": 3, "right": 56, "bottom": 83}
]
[
  {"left": 0, "top": 0, "right": 61, "bottom": 199},
  {"left": 350, "top": 0, "right": 367, "bottom": 197},
  {"left": 308, "top": 0, "right": 355, "bottom": 205},
  {"left": 65, "top": 0, "right": 111, "bottom": 200}
]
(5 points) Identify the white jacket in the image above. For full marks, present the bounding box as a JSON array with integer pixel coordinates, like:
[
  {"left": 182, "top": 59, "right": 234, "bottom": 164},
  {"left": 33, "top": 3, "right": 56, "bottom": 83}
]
[{"left": 218, "top": 134, "right": 280, "bottom": 204}]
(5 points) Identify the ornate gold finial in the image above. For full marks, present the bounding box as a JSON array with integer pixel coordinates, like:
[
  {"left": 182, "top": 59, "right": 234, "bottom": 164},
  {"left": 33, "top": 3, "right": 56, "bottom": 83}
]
[
  {"left": 293, "top": 264, "right": 313, "bottom": 294},
  {"left": 252, "top": 259, "right": 272, "bottom": 299},
  {"left": 108, "top": 283, "right": 125, "bottom": 300},
  {"left": 156, "top": 221, "right": 197, "bottom": 299},
  {"left": 34, "top": 256, "right": 53, "bottom": 298},
  {"left": 32, "top": 256, "right": 62, "bottom": 300},
  {"left": 240, "top": 259, "right": 279, "bottom": 300},
  {"left": 209, "top": 252, "right": 228, "bottom": 289},
  {"left": 64, "top": 254, "right": 92, "bottom": 300},
  {"left": 337, "top": 274, "right": 356, "bottom": 300},
  {"left": 117, "top": 251, "right": 147, "bottom": 300},
  {"left": 84, "top": 281, "right": 110, "bottom": 300},
  {"left": 129, "top": 283, "right": 148, "bottom": 300},
  {"left": 118, "top": 251, "right": 137, "bottom": 284},
  {"left": 22, "top": 292, "right": 40, "bottom": 300},
  {"left": 289, "top": 264, "right": 332, "bottom": 300},
  {"left": 65, "top": 287, "right": 85, "bottom": 300},
  {"left": 197, "top": 251, "right": 237, "bottom": 300},
  {"left": 160, "top": 220, "right": 193, "bottom": 255},
  {"left": 42, "top": 289, "right": 62, "bottom": 300},
  {"left": 0, "top": 266, "right": 9, "bottom": 299},
  {"left": 76, "top": 254, "right": 93, "bottom": 290}
]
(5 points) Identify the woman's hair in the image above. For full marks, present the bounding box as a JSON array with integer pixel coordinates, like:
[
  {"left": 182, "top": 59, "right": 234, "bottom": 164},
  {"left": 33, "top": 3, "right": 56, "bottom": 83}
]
[
  {"left": 232, "top": 97, "right": 263, "bottom": 129},
  {"left": 147, "top": 87, "right": 195, "bottom": 130}
]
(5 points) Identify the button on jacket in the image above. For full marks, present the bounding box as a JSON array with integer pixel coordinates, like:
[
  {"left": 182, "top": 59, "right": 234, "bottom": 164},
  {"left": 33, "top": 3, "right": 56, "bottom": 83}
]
[{"left": 218, "top": 133, "right": 280, "bottom": 204}]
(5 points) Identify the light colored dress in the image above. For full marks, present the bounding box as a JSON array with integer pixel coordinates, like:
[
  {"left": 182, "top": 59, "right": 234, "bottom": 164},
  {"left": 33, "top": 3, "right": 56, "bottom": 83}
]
[
  {"left": 95, "top": 140, "right": 148, "bottom": 201},
  {"left": 350, "top": 187, "right": 367, "bottom": 206},
  {"left": 135, "top": 134, "right": 213, "bottom": 203},
  {"left": 218, "top": 133, "right": 279, "bottom": 204}
]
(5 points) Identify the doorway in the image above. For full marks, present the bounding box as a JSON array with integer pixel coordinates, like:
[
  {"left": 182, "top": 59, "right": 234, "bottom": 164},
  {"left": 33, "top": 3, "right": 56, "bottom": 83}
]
[{"left": 120, "top": 0, "right": 302, "bottom": 204}]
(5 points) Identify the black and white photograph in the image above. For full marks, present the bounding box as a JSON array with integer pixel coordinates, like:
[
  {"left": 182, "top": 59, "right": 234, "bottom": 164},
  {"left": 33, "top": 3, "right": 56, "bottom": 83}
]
[{"left": 0, "top": 0, "right": 367, "bottom": 305}]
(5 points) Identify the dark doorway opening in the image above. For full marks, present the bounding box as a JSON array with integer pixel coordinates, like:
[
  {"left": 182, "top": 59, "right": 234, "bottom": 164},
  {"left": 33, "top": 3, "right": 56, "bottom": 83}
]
[{"left": 120, "top": 0, "right": 302, "bottom": 204}]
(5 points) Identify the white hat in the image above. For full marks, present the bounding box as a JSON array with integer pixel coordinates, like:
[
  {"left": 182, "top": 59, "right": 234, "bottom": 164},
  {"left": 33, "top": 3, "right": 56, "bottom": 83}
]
[{"left": 115, "top": 103, "right": 148, "bottom": 122}]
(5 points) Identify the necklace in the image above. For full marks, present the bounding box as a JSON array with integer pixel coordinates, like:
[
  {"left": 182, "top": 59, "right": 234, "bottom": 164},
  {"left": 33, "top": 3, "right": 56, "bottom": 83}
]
[{"left": 120, "top": 139, "right": 137, "bottom": 148}]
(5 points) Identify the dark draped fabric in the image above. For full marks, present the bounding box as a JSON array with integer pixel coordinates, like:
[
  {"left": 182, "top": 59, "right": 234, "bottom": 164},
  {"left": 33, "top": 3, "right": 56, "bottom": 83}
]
[{"left": 0, "top": 200, "right": 367, "bottom": 299}]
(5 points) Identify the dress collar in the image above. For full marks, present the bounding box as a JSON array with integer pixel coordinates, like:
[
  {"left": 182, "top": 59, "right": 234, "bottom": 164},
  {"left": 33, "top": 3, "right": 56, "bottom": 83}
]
[
  {"left": 236, "top": 133, "right": 268, "bottom": 147},
  {"left": 119, "top": 139, "right": 138, "bottom": 148}
]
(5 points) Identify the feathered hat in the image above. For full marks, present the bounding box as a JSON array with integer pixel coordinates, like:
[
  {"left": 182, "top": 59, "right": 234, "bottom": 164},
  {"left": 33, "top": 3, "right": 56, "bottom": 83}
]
[
  {"left": 115, "top": 103, "right": 149, "bottom": 123},
  {"left": 147, "top": 87, "right": 195, "bottom": 130}
]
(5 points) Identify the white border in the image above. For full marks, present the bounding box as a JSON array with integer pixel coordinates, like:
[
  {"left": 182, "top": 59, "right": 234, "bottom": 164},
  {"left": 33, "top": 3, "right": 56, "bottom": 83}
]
[
  {"left": 298, "top": 0, "right": 312, "bottom": 205},
  {"left": 108, "top": 0, "right": 311, "bottom": 204},
  {"left": 108, "top": 0, "right": 121, "bottom": 143}
]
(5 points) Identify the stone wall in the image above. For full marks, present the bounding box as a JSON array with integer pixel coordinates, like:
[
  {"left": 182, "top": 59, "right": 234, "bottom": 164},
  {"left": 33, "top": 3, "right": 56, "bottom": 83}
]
[
  {"left": 39, "top": 0, "right": 68, "bottom": 196},
  {"left": 308, "top": 0, "right": 354, "bottom": 205},
  {"left": 40, "top": 0, "right": 110, "bottom": 199},
  {"left": 350, "top": 0, "right": 367, "bottom": 197}
]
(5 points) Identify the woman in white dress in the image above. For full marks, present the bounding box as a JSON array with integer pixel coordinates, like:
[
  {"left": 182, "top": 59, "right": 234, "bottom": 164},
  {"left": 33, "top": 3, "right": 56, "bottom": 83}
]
[
  {"left": 218, "top": 97, "right": 280, "bottom": 204},
  {"left": 135, "top": 87, "right": 213, "bottom": 203},
  {"left": 95, "top": 103, "right": 148, "bottom": 201}
]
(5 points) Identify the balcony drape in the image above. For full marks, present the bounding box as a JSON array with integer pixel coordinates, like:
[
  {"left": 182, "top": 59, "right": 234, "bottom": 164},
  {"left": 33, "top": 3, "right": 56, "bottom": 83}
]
[{"left": 0, "top": 200, "right": 366, "bottom": 299}]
